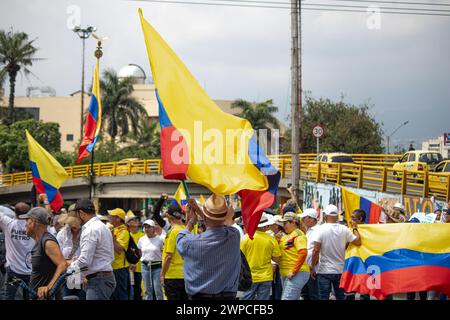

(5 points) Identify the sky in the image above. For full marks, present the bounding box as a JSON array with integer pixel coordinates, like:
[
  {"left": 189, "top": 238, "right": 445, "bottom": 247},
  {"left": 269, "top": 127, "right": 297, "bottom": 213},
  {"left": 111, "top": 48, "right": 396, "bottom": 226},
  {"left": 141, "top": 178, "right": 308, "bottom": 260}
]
[{"left": 1, "top": 0, "right": 450, "bottom": 150}]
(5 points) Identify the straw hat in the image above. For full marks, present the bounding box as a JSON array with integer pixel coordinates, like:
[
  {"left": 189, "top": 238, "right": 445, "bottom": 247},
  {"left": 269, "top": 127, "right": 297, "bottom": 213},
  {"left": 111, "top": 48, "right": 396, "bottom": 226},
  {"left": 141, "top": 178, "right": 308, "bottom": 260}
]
[
  {"left": 58, "top": 212, "right": 81, "bottom": 228},
  {"left": 202, "top": 194, "right": 229, "bottom": 221},
  {"left": 385, "top": 207, "right": 407, "bottom": 223}
]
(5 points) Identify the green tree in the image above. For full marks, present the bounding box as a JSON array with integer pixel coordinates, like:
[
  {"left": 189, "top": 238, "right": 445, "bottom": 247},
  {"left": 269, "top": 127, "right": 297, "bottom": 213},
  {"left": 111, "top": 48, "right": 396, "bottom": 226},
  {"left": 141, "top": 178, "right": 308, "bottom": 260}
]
[
  {"left": 0, "top": 29, "right": 40, "bottom": 124},
  {"left": 0, "top": 107, "right": 34, "bottom": 125},
  {"left": 231, "top": 99, "right": 279, "bottom": 131},
  {"left": 0, "top": 119, "right": 61, "bottom": 172},
  {"left": 286, "top": 95, "right": 383, "bottom": 154},
  {"left": 122, "top": 117, "right": 161, "bottom": 158},
  {"left": 99, "top": 69, "right": 147, "bottom": 143}
]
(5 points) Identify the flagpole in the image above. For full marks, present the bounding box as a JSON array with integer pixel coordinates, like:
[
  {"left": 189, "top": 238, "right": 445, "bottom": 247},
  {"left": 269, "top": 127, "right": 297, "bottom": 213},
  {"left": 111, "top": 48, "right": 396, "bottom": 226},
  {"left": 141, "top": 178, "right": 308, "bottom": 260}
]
[
  {"left": 89, "top": 149, "right": 95, "bottom": 200},
  {"left": 89, "top": 39, "right": 103, "bottom": 200},
  {"left": 182, "top": 180, "right": 190, "bottom": 199}
]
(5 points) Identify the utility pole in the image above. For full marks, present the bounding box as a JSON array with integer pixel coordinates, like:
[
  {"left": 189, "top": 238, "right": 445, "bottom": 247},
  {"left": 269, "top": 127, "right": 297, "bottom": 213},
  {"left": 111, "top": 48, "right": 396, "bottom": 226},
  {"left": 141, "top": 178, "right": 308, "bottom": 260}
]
[
  {"left": 291, "top": 0, "right": 301, "bottom": 203},
  {"left": 72, "top": 26, "right": 96, "bottom": 141}
]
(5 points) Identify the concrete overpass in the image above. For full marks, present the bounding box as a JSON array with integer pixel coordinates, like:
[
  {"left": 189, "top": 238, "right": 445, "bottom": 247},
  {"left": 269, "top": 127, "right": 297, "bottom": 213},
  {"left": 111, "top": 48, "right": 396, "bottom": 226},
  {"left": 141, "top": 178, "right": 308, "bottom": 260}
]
[{"left": 0, "top": 174, "right": 292, "bottom": 213}]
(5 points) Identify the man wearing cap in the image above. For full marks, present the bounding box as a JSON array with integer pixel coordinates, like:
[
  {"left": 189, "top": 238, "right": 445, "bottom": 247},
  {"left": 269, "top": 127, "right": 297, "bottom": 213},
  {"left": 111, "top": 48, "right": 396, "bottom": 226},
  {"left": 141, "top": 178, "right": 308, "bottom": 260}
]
[
  {"left": 311, "top": 204, "right": 361, "bottom": 300},
  {"left": 138, "top": 219, "right": 165, "bottom": 300},
  {"left": 278, "top": 212, "right": 310, "bottom": 300},
  {"left": 240, "top": 213, "right": 281, "bottom": 300},
  {"left": 160, "top": 203, "right": 187, "bottom": 300},
  {"left": 299, "top": 208, "right": 320, "bottom": 300},
  {"left": 176, "top": 195, "right": 241, "bottom": 300},
  {"left": 108, "top": 208, "right": 130, "bottom": 300},
  {"left": 21, "top": 207, "right": 67, "bottom": 300},
  {"left": 0, "top": 203, "right": 35, "bottom": 300},
  {"left": 70, "top": 199, "right": 116, "bottom": 300},
  {"left": 126, "top": 211, "right": 144, "bottom": 300}
]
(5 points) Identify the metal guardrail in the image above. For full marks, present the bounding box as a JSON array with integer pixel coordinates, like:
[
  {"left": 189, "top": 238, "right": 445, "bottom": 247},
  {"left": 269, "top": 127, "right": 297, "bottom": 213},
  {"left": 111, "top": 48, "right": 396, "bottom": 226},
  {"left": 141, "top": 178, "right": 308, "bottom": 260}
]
[{"left": 3, "top": 153, "right": 446, "bottom": 201}]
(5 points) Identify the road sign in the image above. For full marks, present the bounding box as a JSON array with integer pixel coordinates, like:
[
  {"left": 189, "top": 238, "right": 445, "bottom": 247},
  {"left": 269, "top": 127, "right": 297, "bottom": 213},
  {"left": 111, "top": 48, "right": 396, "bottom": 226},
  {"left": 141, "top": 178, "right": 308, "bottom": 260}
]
[{"left": 312, "top": 125, "right": 324, "bottom": 138}]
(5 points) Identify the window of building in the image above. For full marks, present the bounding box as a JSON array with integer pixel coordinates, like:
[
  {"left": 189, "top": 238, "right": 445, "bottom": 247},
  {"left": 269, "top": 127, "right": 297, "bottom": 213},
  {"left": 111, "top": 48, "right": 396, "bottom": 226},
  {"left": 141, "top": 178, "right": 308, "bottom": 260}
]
[{"left": 66, "top": 134, "right": 74, "bottom": 141}]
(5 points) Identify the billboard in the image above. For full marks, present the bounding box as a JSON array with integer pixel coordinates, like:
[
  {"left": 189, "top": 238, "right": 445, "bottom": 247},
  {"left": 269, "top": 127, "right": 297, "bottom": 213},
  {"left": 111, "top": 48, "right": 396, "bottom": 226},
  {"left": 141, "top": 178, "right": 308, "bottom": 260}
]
[{"left": 444, "top": 133, "right": 450, "bottom": 146}]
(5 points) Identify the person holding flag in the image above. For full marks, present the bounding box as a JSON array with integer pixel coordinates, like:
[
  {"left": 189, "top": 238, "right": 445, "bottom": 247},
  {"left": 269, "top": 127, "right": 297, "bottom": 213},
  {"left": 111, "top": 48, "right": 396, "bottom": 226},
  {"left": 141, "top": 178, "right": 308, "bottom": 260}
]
[{"left": 26, "top": 130, "right": 68, "bottom": 213}]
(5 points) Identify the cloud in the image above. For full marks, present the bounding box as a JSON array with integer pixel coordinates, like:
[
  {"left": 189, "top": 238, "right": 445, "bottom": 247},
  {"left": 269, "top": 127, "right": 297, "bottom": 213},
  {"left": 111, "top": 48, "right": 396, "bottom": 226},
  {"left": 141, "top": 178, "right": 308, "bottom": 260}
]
[{"left": 1, "top": 0, "right": 449, "bottom": 145}]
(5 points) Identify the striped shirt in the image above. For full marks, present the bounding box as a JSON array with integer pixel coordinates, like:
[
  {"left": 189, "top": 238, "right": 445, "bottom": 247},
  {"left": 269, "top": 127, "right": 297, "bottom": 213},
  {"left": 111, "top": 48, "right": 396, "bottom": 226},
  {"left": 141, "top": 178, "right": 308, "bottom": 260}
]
[{"left": 176, "top": 225, "right": 240, "bottom": 295}]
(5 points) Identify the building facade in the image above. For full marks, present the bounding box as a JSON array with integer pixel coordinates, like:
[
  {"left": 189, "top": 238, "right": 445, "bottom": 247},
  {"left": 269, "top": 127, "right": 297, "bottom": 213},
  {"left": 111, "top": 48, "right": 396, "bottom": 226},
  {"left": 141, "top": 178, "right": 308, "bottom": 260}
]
[
  {"left": 1, "top": 64, "right": 286, "bottom": 154},
  {"left": 422, "top": 133, "right": 450, "bottom": 159}
]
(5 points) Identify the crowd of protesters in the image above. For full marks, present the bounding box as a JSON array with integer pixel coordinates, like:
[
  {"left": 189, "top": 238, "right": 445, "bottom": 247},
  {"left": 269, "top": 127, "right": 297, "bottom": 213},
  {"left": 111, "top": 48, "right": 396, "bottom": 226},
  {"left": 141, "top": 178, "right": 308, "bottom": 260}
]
[{"left": 0, "top": 189, "right": 449, "bottom": 301}]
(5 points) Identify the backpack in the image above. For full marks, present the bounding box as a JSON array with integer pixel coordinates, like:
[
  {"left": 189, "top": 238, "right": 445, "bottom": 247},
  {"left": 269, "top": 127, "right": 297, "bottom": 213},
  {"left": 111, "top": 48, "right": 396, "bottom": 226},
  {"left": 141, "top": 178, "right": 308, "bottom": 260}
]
[
  {"left": 238, "top": 250, "right": 253, "bottom": 291},
  {"left": 125, "top": 233, "right": 142, "bottom": 265}
]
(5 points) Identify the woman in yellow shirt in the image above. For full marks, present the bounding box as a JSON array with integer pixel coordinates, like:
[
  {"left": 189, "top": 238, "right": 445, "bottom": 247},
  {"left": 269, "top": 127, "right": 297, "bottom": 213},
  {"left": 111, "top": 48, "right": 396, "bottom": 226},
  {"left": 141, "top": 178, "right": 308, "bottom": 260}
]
[{"left": 278, "top": 212, "right": 310, "bottom": 300}]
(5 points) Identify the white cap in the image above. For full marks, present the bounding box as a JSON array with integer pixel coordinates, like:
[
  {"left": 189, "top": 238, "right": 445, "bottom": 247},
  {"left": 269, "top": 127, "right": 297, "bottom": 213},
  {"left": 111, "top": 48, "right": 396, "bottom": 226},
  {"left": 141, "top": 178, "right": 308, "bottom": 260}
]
[
  {"left": 143, "top": 219, "right": 156, "bottom": 227},
  {"left": 393, "top": 203, "right": 405, "bottom": 210},
  {"left": 324, "top": 204, "right": 339, "bottom": 216},
  {"left": 271, "top": 215, "right": 285, "bottom": 227},
  {"left": 258, "top": 213, "right": 274, "bottom": 228},
  {"left": 300, "top": 208, "right": 319, "bottom": 220}
]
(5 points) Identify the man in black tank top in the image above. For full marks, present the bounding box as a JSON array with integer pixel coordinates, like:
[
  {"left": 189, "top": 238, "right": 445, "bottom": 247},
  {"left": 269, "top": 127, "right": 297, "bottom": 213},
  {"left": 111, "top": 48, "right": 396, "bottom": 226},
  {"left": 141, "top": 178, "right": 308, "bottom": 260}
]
[{"left": 21, "top": 207, "right": 67, "bottom": 300}]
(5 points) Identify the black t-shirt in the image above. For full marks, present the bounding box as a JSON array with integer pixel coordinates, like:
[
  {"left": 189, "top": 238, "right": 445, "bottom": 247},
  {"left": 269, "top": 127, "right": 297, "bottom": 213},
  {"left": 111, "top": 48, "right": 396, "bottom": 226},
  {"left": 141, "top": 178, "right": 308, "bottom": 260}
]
[{"left": 30, "top": 232, "right": 58, "bottom": 291}]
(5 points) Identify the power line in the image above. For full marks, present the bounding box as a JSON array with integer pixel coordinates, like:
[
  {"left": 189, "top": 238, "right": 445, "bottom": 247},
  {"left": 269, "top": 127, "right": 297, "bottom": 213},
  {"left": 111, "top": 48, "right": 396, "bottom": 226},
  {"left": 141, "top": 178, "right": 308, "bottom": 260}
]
[
  {"left": 207, "top": 0, "right": 450, "bottom": 7},
  {"left": 136, "top": 0, "right": 450, "bottom": 16},
  {"left": 322, "top": 0, "right": 450, "bottom": 7}
]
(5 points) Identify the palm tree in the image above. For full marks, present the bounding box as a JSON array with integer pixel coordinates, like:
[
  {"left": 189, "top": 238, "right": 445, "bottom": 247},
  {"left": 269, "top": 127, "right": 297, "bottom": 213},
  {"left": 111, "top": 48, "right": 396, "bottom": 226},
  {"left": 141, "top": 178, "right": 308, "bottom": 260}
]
[
  {"left": 0, "top": 29, "right": 40, "bottom": 124},
  {"left": 124, "top": 116, "right": 161, "bottom": 157},
  {"left": 99, "top": 68, "right": 148, "bottom": 142},
  {"left": 231, "top": 99, "right": 280, "bottom": 131}
]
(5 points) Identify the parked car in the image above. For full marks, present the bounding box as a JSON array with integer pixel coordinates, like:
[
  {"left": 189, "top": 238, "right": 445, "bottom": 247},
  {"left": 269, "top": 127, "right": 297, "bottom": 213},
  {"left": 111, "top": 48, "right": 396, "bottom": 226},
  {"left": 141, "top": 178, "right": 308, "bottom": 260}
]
[
  {"left": 393, "top": 150, "right": 443, "bottom": 172},
  {"left": 308, "top": 153, "right": 356, "bottom": 181},
  {"left": 429, "top": 160, "right": 450, "bottom": 192}
]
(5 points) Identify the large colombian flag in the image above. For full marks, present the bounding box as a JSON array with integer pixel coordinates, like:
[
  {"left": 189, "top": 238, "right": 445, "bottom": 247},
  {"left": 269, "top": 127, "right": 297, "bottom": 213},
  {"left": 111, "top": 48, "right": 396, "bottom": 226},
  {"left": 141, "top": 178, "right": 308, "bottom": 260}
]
[
  {"left": 76, "top": 59, "right": 102, "bottom": 164},
  {"left": 139, "top": 9, "right": 280, "bottom": 238},
  {"left": 26, "top": 130, "right": 69, "bottom": 212},
  {"left": 342, "top": 187, "right": 381, "bottom": 224},
  {"left": 340, "top": 224, "right": 450, "bottom": 300}
]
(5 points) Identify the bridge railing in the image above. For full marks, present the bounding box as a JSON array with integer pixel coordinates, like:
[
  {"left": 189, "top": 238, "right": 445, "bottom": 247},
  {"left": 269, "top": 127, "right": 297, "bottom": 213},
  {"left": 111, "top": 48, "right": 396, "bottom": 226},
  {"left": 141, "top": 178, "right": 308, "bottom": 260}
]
[
  {"left": 4, "top": 154, "right": 446, "bottom": 201},
  {"left": 296, "top": 160, "right": 450, "bottom": 201}
]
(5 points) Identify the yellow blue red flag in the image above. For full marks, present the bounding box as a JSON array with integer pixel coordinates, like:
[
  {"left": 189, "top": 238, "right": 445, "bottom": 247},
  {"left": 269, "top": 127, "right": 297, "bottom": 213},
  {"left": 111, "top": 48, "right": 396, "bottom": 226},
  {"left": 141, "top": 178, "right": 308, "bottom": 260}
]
[
  {"left": 76, "top": 59, "right": 102, "bottom": 164},
  {"left": 340, "top": 224, "right": 450, "bottom": 299},
  {"left": 138, "top": 9, "right": 280, "bottom": 238},
  {"left": 173, "top": 182, "right": 188, "bottom": 208},
  {"left": 26, "top": 130, "right": 69, "bottom": 212},
  {"left": 341, "top": 187, "right": 382, "bottom": 224}
]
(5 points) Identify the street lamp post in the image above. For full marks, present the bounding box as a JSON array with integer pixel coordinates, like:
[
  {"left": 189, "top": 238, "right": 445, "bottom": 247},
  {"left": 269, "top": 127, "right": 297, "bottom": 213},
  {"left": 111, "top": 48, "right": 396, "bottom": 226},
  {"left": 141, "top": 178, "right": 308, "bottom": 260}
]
[
  {"left": 72, "top": 25, "right": 96, "bottom": 141},
  {"left": 387, "top": 121, "right": 409, "bottom": 154}
]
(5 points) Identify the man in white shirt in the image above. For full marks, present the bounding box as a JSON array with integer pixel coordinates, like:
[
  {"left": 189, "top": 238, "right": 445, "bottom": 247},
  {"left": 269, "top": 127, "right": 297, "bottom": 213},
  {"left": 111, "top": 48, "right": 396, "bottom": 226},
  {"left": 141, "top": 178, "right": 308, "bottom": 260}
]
[
  {"left": 311, "top": 204, "right": 361, "bottom": 300},
  {"left": 299, "top": 208, "right": 320, "bottom": 300},
  {"left": 70, "top": 199, "right": 116, "bottom": 300},
  {"left": 0, "top": 203, "right": 35, "bottom": 300}
]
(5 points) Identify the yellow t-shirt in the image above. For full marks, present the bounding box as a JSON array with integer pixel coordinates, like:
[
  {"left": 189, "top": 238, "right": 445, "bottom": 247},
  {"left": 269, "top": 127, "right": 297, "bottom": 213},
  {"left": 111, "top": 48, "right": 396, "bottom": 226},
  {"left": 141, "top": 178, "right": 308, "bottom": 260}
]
[
  {"left": 112, "top": 224, "right": 130, "bottom": 270},
  {"left": 279, "top": 228, "right": 310, "bottom": 276},
  {"left": 162, "top": 224, "right": 185, "bottom": 279},
  {"left": 130, "top": 230, "right": 145, "bottom": 273},
  {"left": 240, "top": 230, "right": 281, "bottom": 283}
]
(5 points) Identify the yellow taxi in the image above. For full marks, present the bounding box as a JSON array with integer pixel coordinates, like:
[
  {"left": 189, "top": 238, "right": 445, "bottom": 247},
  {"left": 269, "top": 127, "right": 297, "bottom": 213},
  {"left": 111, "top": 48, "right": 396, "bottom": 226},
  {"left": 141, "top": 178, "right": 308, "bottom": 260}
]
[
  {"left": 392, "top": 150, "right": 443, "bottom": 173},
  {"left": 307, "top": 153, "right": 356, "bottom": 181},
  {"left": 428, "top": 160, "right": 450, "bottom": 193}
]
